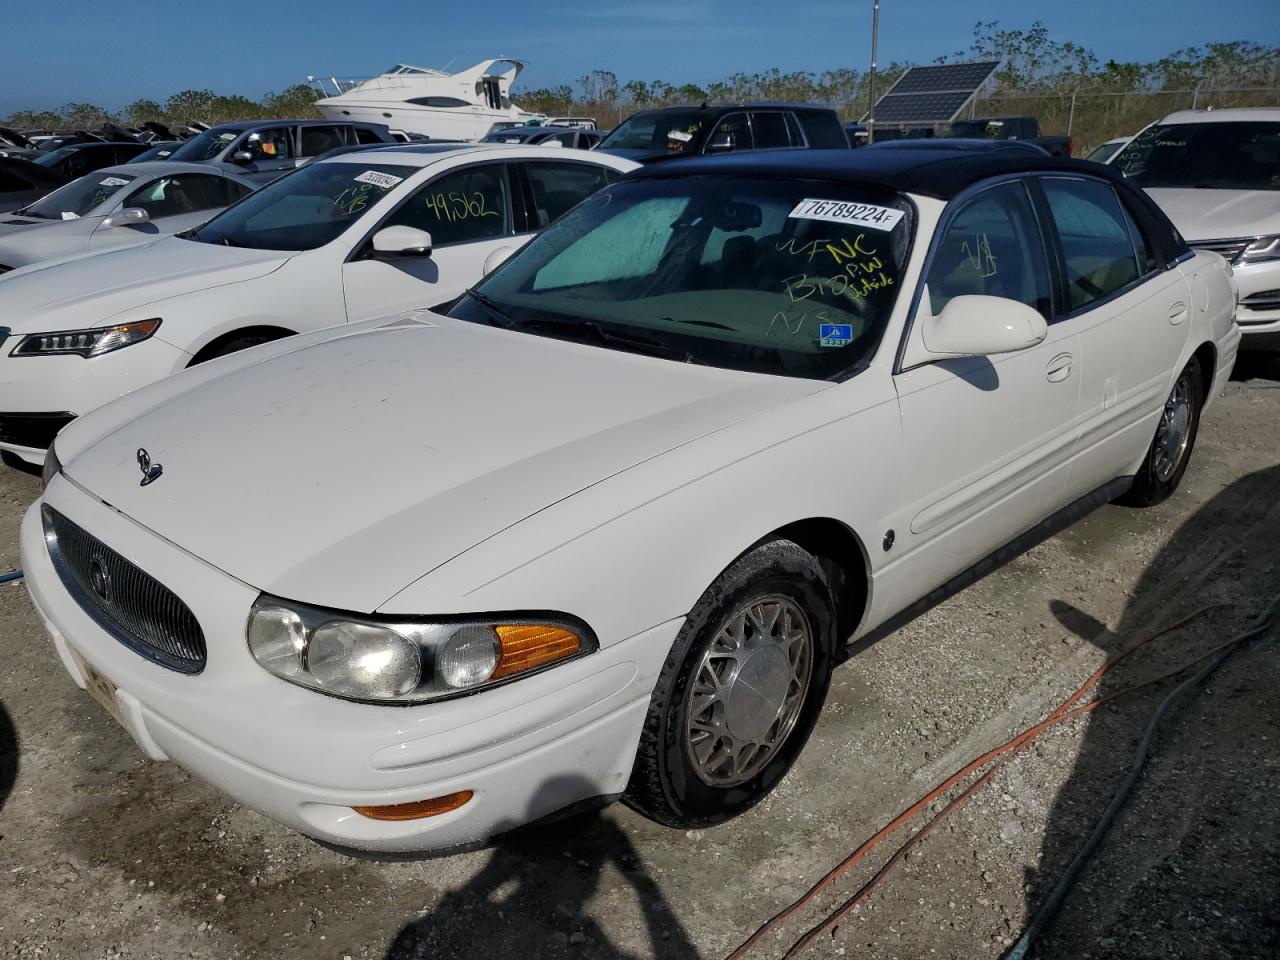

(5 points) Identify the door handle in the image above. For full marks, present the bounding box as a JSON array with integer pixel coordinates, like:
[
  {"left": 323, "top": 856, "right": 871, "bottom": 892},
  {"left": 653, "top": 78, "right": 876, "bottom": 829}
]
[
  {"left": 1168, "top": 301, "right": 1188, "bottom": 324},
  {"left": 1046, "top": 353, "right": 1073, "bottom": 383}
]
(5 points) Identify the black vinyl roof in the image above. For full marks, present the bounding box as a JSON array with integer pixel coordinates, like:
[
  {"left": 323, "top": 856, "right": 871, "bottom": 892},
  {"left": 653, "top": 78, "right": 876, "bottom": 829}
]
[{"left": 629, "top": 147, "right": 1131, "bottom": 201}]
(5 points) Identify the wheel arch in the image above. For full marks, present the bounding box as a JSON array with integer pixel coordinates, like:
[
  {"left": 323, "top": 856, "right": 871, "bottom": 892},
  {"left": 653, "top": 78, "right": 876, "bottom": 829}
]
[
  {"left": 1191, "top": 340, "right": 1218, "bottom": 400},
  {"left": 187, "top": 324, "right": 297, "bottom": 366},
  {"left": 747, "top": 517, "right": 872, "bottom": 645}
]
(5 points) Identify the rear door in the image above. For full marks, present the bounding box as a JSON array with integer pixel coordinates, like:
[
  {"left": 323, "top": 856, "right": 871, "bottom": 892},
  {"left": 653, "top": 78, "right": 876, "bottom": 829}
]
[
  {"left": 889, "top": 178, "right": 1083, "bottom": 599},
  {"left": 1035, "top": 175, "right": 1191, "bottom": 491},
  {"left": 342, "top": 161, "right": 520, "bottom": 316}
]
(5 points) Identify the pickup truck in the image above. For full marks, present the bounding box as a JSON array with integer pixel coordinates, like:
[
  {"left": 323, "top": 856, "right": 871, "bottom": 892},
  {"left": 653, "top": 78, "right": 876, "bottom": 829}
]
[{"left": 942, "top": 117, "right": 1073, "bottom": 157}]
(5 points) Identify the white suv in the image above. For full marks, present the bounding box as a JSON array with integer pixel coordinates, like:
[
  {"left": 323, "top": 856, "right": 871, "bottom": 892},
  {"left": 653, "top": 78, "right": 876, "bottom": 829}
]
[{"left": 1112, "top": 108, "right": 1280, "bottom": 351}]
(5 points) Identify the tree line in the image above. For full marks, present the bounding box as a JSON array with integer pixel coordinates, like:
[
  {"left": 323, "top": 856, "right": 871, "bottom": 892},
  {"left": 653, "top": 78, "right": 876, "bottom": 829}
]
[{"left": 6, "top": 23, "right": 1278, "bottom": 152}]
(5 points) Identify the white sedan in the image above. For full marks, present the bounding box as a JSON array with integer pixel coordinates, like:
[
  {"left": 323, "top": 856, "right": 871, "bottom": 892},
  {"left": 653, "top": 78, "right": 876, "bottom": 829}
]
[
  {"left": 0, "top": 162, "right": 257, "bottom": 272},
  {"left": 0, "top": 144, "right": 637, "bottom": 464},
  {"left": 23, "top": 149, "right": 1238, "bottom": 854}
]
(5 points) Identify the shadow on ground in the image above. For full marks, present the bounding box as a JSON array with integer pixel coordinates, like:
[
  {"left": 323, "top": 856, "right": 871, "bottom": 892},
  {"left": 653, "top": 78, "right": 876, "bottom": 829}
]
[
  {"left": 1031, "top": 464, "right": 1280, "bottom": 958},
  {"left": 0, "top": 702, "right": 16, "bottom": 817},
  {"left": 385, "top": 778, "right": 697, "bottom": 960}
]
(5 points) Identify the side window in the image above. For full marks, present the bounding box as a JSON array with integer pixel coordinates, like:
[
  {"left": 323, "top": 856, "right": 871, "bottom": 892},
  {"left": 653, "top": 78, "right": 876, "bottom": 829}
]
[
  {"left": 705, "top": 113, "right": 753, "bottom": 153},
  {"left": 382, "top": 164, "right": 512, "bottom": 247},
  {"left": 354, "top": 126, "right": 385, "bottom": 145},
  {"left": 750, "top": 112, "right": 793, "bottom": 149},
  {"left": 525, "top": 161, "right": 610, "bottom": 228},
  {"left": 1042, "top": 178, "right": 1140, "bottom": 310},
  {"left": 66, "top": 149, "right": 99, "bottom": 178},
  {"left": 796, "top": 112, "right": 849, "bottom": 148},
  {"left": 1116, "top": 196, "right": 1160, "bottom": 275},
  {"left": 299, "top": 125, "right": 348, "bottom": 157},
  {"left": 784, "top": 113, "right": 807, "bottom": 146},
  {"left": 927, "top": 180, "right": 1052, "bottom": 319},
  {"left": 124, "top": 174, "right": 251, "bottom": 218},
  {"left": 241, "top": 128, "right": 293, "bottom": 161}
]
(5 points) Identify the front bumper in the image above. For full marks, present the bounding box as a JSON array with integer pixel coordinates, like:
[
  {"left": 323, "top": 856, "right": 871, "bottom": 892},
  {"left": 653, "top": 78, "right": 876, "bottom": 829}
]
[
  {"left": 21, "top": 479, "right": 678, "bottom": 853},
  {"left": 1230, "top": 259, "right": 1280, "bottom": 351},
  {"left": 0, "top": 336, "right": 190, "bottom": 464}
]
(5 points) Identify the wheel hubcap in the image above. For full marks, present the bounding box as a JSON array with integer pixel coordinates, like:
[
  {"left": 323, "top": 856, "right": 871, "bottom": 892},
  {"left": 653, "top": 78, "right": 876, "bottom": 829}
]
[
  {"left": 1152, "top": 375, "right": 1192, "bottom": 483},
  {"left": 685, "top": 595, "right": 813, "bottom": 787}
]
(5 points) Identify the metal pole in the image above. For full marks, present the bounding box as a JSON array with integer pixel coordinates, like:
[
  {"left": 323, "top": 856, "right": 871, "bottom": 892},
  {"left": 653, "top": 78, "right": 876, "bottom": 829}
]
[
  {"left": 1191, "top": 85, "right": 1200, "bottom": 110},
  {"left": 1067, "top": 88, "right": 1077, "bottom": 136},
  {"left": 867, "top": 0, "right": 879, "bottom": 144}
]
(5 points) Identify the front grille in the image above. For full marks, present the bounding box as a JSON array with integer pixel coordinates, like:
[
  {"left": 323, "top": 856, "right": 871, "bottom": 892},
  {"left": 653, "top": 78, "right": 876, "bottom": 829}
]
[
  {"left": 1189, "top": 237, "right": 1251, "bottom": 262},
  {"left": 0, "top": 412, "right": 75, "bottom": 450},
  {"left": 1240, "top": 289, "right": 1280, "bottom": 312},
  {"left": 43, "top": 506, "right": 206, "bottom": 673}
]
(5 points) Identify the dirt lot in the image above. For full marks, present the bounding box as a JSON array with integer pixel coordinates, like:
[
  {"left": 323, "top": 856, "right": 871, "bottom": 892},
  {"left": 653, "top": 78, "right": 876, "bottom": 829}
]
[{"left": 1, "top": 361, "right": 1278, "bottom": 960}]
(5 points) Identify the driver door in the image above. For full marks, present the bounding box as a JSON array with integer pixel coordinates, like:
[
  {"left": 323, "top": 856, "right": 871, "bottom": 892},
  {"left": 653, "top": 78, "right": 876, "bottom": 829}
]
[
  {"left": 342, "top": 162, "right": 523, "bottom": 318},
  {"left": 882, "top": 179, "right": 1084, "bottom": 610},
  {"left": 232, "top": 128, "right": 296, "bottom": 184}
]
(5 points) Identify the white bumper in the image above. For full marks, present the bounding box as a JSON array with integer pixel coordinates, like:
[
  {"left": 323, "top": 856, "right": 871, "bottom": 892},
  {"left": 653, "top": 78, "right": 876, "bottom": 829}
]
[
  {"left": 0, "top": 336, "right": 191, "bottom": 464},
  {"left": 20, "top": 479, "right": 676, "bottom": 853},
  {"left": 1233, "top": 258, "right": 1280, "bottom": 349}
]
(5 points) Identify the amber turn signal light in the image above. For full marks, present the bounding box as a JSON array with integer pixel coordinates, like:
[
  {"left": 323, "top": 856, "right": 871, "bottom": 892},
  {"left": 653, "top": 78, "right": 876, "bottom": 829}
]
[
  {"left": 492, "top": 624, "right": 582, "bottom": 679},
  {"left": 353, "top": 789, "right": 473, "bottom": 821}
]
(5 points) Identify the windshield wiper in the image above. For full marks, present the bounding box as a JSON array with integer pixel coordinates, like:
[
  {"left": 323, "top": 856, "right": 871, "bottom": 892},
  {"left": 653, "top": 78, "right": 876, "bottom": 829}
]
[
  {"left": 465, "top": 288, "right": 518, "bottom": 329},
  {"left": 519, "top": 315, "right": 698, "bottom": 363}
]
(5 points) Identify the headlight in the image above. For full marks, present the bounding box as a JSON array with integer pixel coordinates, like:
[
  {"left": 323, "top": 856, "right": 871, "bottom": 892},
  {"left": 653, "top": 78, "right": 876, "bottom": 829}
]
[
  {"left": 246, "top": 595, "right": 593, "bottom": 703},
  {"left": 41, "top": 443, "right": 61, "bottom": 490},
  {"left": 1240, "top": 235, "right": 1280, "bottom": 264},
  {"left": 11, "top": 318, "right": 161, "bottom": 358}
]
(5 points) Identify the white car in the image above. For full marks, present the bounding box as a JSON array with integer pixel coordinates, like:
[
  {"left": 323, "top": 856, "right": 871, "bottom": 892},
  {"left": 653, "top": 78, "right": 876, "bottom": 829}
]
[
  {"left": 0, "top": 162, "right": 256, "bottom": 272},
  {"left": 1112, "top": 108, "right": 1280, "bottom": 350},
  {"left": 22, "top": 149, "right": 1238, "bottom": 854},
  {"left": 0, "top": 144, "right": 637, "bottom": 464}
]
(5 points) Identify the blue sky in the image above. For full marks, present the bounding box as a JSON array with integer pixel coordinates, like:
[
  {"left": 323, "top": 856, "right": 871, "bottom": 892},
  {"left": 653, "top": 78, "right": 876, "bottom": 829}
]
[{"left": 5, "top": 0, "right": 1278, "bottom": 116}]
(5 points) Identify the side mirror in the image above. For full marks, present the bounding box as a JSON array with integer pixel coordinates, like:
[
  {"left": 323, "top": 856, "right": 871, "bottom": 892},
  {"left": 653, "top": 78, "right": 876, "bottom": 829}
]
[
  {"left": 902, "top": 294, "right": 1047, "bottom": 368},
  {"left": 102, "top": 207, "right": 150, "bottom": 229},
  {"left": 371, "top": 225, "right": 432, "bottom": 258},
  {"left": 482, "top": 246, "right": 515, "bottom": 275},
  {"left": 705, "top": 131, "right": 735, "bottom": 153},
  {"left": 232, "top": 150, "right": 254, "bottom": 163}
]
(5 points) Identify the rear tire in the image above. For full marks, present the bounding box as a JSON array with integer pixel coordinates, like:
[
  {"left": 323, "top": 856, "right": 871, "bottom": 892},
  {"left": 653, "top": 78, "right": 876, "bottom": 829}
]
[
  {"left": 1116, "top": 356, "right": 1203, "bottom": 507},
  {"left": 624, "top": 539, "right": 836, "bottom": 828}
]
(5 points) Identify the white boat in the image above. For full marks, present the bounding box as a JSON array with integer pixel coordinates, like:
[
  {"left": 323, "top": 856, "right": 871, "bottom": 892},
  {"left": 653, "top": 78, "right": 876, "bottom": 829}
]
[{"left": 311, "top": 58, "right": 545, "bottom": 141}]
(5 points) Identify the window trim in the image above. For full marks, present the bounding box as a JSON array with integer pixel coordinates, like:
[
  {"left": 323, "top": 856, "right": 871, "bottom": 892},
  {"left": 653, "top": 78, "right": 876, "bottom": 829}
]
[
  {"left": 1035, "top": 173, "right": 1165, "bottom": 324},
  {"left": 347, "top": 161, "right": 518, "bottom": 261},
  {"left": 893, "top": 174, "right": 1058, "bottom": 376}
]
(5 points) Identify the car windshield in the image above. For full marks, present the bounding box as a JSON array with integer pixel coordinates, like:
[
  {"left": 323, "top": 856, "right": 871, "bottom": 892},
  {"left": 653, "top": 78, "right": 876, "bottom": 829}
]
[
  {"left": 17, "top": 171, "right": 136, "bottom": 219},
  {"left": 32, "top": 146, "right": 75, "bottom": 168},
  {"left": 598, "top": 110, "right": 709, "bottom": 153},
  {"left": 169, "top": 129, "right": 239, "bottom": 162},
  {"left": 1113, "top": 121, "right": 1280, "bottom": 190},
  {"left": 188, "top": 161, "right": 413, "bottom": 251},
  {"left": 456, "top": 177, "right": 913, "bottom": 380}
]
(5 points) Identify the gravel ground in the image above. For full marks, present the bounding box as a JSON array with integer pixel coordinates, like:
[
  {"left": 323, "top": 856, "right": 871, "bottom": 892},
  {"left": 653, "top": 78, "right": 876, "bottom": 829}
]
[{"left": 1, "top": 362, "right": 1278, "bottom": 960}]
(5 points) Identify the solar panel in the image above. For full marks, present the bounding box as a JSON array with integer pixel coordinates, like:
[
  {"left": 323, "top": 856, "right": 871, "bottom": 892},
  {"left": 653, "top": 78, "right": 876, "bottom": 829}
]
[{"left": 866, "top": 60, "right": 1000, "bottom": 125}]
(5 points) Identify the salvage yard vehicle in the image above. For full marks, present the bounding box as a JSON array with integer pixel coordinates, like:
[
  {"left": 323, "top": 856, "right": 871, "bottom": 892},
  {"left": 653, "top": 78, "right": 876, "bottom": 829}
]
[
  {"left": 1112, "top": 108, "right": 1280, "bottom": 351},
  {"left": 597, "top": 103, "right": 849, "bottom": 163},
  {"left": 0, "top": 143, "right": 637, "bottom": 464},
  {"left": 0, "top": 156, "right": 67, "bottom": 213},
  {"left": 941, "top": 116, "right": 1072, "bottom": 157},
  {"left": 0, "top": 162, "right": 256, "bottom": 271},
  {"left": 163, "top": 119, "right": 397, "bottom": 184},
  {"left": 31, "top": 141, "right": 151, "bottom": 180},
  {"left": 20, "top": 147, "right": 1238, "bottom": 853},
  {"left": 481, "top": 126, "right": 603, "bottom": 149}
]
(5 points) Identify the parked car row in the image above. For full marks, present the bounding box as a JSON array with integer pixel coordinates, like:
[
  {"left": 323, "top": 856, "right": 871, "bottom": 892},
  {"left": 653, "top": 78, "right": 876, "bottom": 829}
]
[{"left": 0, "top": 105, "right": 1253, "bottom": 857}]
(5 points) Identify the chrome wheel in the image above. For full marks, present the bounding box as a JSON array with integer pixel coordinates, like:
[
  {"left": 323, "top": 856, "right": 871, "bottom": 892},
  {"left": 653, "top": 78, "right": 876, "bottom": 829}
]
[
  {"left": 685, "top": 594, "right": 813, "bottom": 787},
  {"left": 1153, "top": 374, "right": 1193, "bottom": 482}
]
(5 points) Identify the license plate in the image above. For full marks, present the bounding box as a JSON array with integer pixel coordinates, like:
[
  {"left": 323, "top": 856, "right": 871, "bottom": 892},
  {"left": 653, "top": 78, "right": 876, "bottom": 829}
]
[{"left": 66, "top": 645, "right": 126, "bottom": 729}]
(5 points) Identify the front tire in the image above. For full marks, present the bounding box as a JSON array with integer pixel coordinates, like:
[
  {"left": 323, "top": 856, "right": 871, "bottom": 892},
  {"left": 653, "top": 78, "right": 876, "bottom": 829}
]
[
  {"left": 624, "top": 539, "right": 836, "bottom": 828},
  {"left": 1116, "top": 356, "right": 1203, "bottom": 507}
]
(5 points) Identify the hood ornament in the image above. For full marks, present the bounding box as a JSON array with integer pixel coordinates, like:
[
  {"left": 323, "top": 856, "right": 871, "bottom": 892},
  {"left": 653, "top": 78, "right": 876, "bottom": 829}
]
[{"left": 137, "top": 448, "right": 163, "bottom": 486}]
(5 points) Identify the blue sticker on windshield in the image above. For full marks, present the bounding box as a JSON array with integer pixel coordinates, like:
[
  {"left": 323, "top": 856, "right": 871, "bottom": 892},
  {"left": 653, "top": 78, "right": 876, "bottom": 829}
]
[{"left": 819, "top": 323, "right": 853, "bottom": 347}]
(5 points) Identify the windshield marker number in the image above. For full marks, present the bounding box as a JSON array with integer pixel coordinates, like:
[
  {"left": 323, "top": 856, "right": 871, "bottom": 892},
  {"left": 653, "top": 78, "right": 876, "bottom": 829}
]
[
  {"left": 789, "top": 199, "right": 903, "bottom": 231},
  {"left": 353, "top": 170, "right": 403, "bottom": 189}
]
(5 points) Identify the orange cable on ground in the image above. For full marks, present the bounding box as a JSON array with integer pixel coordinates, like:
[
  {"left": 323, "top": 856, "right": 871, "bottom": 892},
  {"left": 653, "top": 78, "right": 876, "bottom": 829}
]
[{"left": 723, "top": 603, "right": 1226, "bottom": 960}]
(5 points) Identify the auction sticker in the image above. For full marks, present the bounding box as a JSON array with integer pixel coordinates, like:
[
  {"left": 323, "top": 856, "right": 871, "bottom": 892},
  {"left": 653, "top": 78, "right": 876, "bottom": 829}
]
[
  {"left": 789, "top": 198, "right": 903, "bottom": 231},
  {"left": 354, "top": 170, "right": 404, "bottom": 189},
  {"left": 667, "top": 129, "right": 693, "bottom": 143},
  {"left": 100, "top": 176, "right": 129, "bottom": 186},
  {"left": 819, "top": 322, "right": 854, "bottom": 347}
]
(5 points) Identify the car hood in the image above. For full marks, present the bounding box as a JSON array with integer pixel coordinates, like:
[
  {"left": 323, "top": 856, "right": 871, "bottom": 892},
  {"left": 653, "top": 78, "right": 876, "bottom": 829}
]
[
  {"left": 0, "top": 213, "right": 90, "bottom": 235},
  {"left": 0, "top": 237, "right": 292, "bottom": 333},
  {"left": 1145, "top": 188, "right": 1280, "bottom": 241},
  {"left": 65, "top": 315, "right": 825, "bottom": 613},
  {"left": 0, "top": 216, "right": 99, "bottom": 267}
]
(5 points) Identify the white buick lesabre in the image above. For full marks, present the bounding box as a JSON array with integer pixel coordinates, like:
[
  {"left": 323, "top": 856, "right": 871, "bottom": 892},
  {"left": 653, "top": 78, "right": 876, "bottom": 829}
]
[{"left": 23, "top": 148, "right": 1238, "bottom": 853}]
